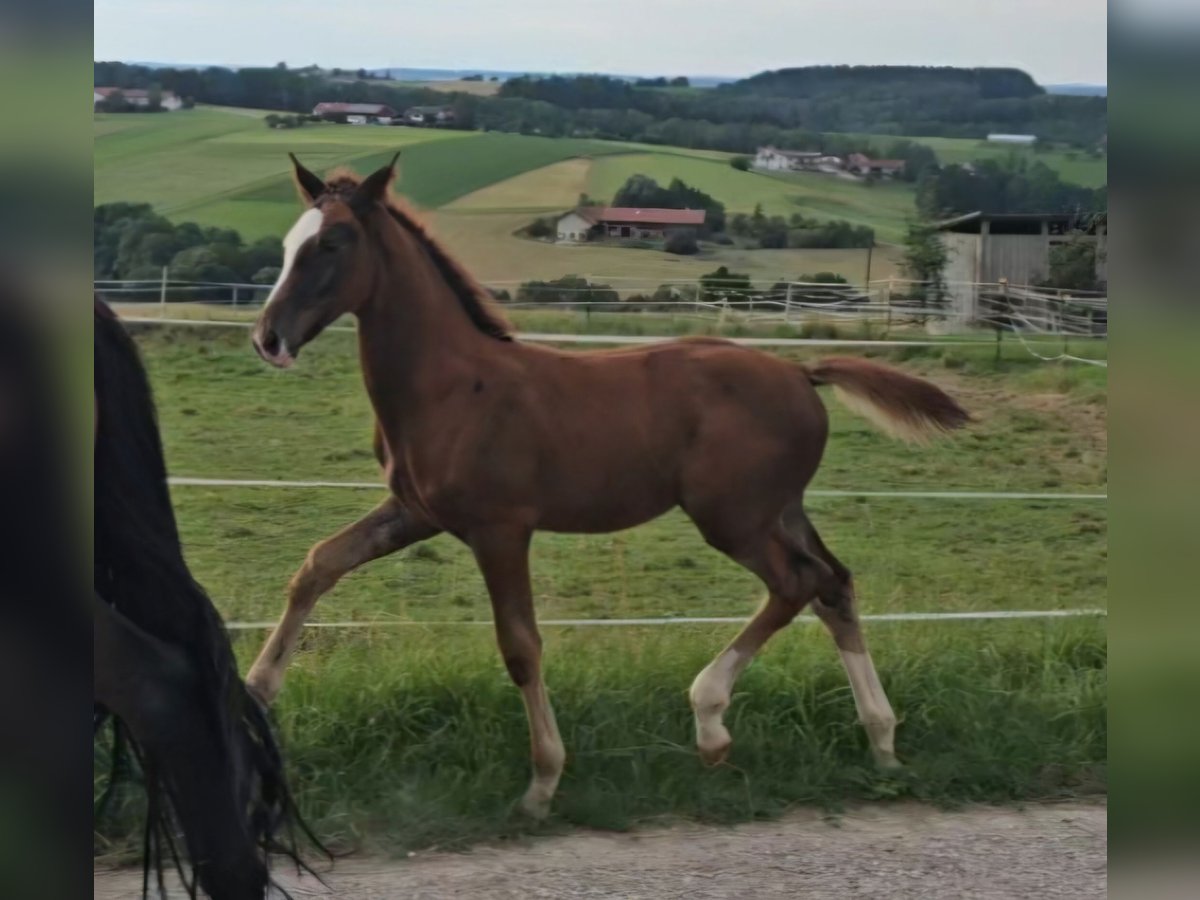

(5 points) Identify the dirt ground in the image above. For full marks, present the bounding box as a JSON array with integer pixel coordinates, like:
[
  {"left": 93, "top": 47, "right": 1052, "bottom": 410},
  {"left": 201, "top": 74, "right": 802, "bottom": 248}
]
[{"left": 94, "top": 800, "right": 1106, "bottom": 899}]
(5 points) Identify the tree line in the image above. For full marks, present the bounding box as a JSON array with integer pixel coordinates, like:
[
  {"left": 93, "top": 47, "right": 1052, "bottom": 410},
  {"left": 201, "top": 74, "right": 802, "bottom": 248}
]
[
  {"left": 916, "top": 157, "right": 1107, "bottom": 219},
  {"left": 95, "top": 62, "right": 1106, "bottom": 151},
  {"left": 516, "top": 270, "right": 856, "bottom": 308},
  {"left": 95, "top": 203, "right": 282, "bottom": 288},
  {"left": 498, "top": 66, "right": 1106, "bottom": 146}
]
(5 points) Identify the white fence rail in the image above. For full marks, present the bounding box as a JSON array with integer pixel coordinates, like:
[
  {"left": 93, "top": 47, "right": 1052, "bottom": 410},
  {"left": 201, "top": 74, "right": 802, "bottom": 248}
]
[{"left": 96, "top": 275, "right": 1108, "bottom": 339}]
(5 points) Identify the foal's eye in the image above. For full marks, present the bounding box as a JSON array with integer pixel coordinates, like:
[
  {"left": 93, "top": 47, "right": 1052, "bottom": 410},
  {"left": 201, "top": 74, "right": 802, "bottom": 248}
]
[{"left": 318, "top": 226, "right": 354, "bottom": 252}]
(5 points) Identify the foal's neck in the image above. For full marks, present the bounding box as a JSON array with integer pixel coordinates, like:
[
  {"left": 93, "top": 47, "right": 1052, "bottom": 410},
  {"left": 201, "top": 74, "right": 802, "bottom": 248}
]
[{"left": 354, "top": 213, "right": 497, "bottom": 418}]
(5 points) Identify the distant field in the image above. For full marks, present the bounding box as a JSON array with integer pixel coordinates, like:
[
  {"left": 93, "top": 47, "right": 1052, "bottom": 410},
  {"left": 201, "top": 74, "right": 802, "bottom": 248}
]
[
  {"left": 586, "top": 153, "right": 917, "bottom": 242},
  {"left": 835, "top": 133, "right": 1107, "bottom": 188},
  {"left": 395, "top": 78, "right": 502, "bottom": 96},
  {"left": 94, "top": 107, "right": 471, "bottom": 212},
  {"left": 95, "top": 106, "right": 913, "bottom": 283},
  {"left": 430, "top": 208, "right": 897, "bottom": 284}
]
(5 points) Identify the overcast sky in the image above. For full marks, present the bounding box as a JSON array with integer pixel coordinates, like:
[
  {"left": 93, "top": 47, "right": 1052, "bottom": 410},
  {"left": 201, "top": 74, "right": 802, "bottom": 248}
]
[{"left": 94, "top": 0, "right": 1108, "bottom": 84}]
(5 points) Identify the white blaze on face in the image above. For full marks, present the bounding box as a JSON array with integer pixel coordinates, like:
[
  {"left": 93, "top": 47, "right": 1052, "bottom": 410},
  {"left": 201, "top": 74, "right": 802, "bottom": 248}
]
[{"left": 264, "top": 207, "right": 325, "bottom": 308}]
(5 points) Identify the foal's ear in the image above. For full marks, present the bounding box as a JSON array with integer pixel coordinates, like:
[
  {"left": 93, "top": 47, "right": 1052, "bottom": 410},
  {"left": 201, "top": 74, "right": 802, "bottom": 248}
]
[
  {"left": 350, "top": 152, "right": 400, "bottom": 214},
  {"left": 289, "top": 153, "right": 326, "bottom": 204}
]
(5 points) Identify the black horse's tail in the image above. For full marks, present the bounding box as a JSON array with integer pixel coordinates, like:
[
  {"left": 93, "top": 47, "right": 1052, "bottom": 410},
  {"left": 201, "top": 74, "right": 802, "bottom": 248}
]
[{"left": 93, "top": 299, "right": 318, "bottom": 894}]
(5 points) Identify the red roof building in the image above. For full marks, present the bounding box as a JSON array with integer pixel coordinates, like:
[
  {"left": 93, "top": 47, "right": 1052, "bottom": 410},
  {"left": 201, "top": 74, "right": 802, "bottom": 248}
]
[
  {"left": 847, "top": 153, "right": 906, "bottom": 177},
  {"left": 556, "top": 206, "right": 706, "bottom": 241}
]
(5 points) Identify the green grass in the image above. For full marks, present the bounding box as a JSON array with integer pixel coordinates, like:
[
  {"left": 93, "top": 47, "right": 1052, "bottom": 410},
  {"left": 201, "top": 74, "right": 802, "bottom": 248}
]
[
  {"left": 94, "top": 324, "right": 1106, "bottom": 853},
  {"left": 94, "top": 107, "right": 915, "bottom": 283},
  {"left": 587, "top": 153, "right": 917, "bottom": 242},
  {"left": 97, "top": 621, "right": 1106, "bottom": 855},
  {"left": 833, "top": 133, "right": 1108, "bottom": 188}
]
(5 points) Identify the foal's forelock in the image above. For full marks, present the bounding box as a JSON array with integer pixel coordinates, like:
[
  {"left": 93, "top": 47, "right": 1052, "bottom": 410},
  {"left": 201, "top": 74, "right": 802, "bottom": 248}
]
[{"left": 265, "top": 207, "right": 325, "bottom": 308}]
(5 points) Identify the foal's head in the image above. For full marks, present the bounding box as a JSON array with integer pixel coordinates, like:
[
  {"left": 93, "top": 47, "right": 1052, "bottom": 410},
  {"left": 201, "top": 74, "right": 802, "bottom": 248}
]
[{"left": 251, "top": 154, "right": 397, "bottom": 368}]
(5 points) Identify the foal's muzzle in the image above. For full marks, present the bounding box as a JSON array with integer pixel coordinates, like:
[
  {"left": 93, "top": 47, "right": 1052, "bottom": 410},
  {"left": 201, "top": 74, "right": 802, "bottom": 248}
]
[{"left": 251, "top": 327, "right": 295, "bottom": 369}]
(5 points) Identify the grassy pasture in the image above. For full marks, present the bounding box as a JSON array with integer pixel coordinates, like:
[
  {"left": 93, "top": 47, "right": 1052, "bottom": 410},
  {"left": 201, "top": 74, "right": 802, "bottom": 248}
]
[
  {"left": 833, "top": 133, "right": 1108, "bottom": 188},
  {"left": 587, "top": 153, "right": 917, "bottom": 242},
  {"left": 95, "top": 322, "right": 1106, "bottom": 852},
  {"left": 429, "top": 209, "right": 898, "bottom": 284},
  {"left": 94, "top": 107, "right": 911, "bottom": 283}
]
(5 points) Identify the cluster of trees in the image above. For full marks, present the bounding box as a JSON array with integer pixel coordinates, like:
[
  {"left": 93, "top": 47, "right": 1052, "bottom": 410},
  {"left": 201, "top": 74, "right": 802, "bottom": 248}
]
[
  {"left": 95, "top": 203, "right": 282, "bottom": 287},
  {"left": 634, "top": 76, "right": 690, "bottom": 88},
  {"left": 611, "top": 175, "right": 726, "bottom": 233},
  {"left": 916, "top": 157, "right": 1106, "bottom": 218},
  {"left": 729, "top": 205, "right": 874, "bottom": 249},
  {"left": 515, "top": 275, "right": 619, "bottom": 305},
  {"left": 1042, "top": 239, "right": 1103, "bottom": 292}
]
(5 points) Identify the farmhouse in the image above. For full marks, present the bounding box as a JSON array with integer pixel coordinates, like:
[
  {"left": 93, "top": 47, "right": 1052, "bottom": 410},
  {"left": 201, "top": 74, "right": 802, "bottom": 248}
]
[
  {"left": 936, "top": 211, "right": 1107, "bottom": 326},
  {"left": 846, "top": 153, "right": 905, "bottom": 178},
  {"left": 555, "top": 207, "right": 706, "bottom": 243},
  {"left": 754, "top": 147, "right": 824, "bottom": 171},
  {"left": 403, "top": 105, "right": 456, "bottom": 126},
  {"left": 94, "top": 87, "right": 183, "bottom": 111},
  {"left": 987, "top": 133, "right": 1037, "bottom": 145},
  {"left": 312, "top": 102, "right": 397, "bottom": 123}
]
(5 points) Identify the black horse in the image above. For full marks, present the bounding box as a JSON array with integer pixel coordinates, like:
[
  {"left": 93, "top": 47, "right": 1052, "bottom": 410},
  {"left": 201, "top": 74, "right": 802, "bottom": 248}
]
[{"left": 94, "top": 298, "right": 313, "bottom": 898}]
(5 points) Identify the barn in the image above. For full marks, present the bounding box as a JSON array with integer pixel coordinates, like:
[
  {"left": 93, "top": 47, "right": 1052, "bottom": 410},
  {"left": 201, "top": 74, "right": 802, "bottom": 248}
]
[
  {"left": 555, "top": 207, "right": 706, "bottom": 243},
  {"left": 937, "top": 211, "right": 1107, "bottom": 327},
  {"left": 311, "top": 102, "right": 398, "bottom": 123}
]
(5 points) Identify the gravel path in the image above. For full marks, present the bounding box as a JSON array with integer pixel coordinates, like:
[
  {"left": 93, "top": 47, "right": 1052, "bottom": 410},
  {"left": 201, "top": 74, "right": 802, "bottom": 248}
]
[{"left": 94, "top": 801, "right": 1106, "bottom": 899}]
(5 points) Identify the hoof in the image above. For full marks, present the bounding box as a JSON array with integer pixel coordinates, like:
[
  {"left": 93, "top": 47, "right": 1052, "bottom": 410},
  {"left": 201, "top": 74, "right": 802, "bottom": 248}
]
[
  {"left": 874, "top": 751, "right": 903, "bottom": 770},
  {"left": 697, "top": 732, "right": 732, "bottom": 767},
  {"left": 519, "top": 790, "right": 552, "bottom": 821},
  {"left": 244, "top": 672, "right": 279, "bottom": 707}
]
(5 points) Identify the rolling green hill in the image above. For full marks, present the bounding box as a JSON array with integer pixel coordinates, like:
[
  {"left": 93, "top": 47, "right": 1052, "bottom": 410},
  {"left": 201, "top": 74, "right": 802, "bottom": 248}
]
[{"left": 94, "top": 106, "right": 914, "bottom": 282}]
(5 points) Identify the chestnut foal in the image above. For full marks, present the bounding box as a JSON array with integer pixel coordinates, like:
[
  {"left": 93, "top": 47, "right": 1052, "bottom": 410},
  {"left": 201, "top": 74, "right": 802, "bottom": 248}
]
[{"left": 246, "top": 155, "right": 969, "bottom": 817}]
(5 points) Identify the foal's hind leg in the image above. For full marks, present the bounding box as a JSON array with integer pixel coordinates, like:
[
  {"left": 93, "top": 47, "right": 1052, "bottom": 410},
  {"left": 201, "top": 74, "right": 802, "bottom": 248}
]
[
  {"left": 246, "top": 496, "right": 439, "bottom": 703},
  {"left": 783, "top": 506, "right": 900, "bottom": 768},
  {"left": 689, "top": 523, "right": 839, "bottom": 764}
]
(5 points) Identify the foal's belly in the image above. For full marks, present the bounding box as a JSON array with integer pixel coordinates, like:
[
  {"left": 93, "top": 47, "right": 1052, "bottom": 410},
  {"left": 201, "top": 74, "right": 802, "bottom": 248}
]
[{"left": 535, "top": 476, "right": 678, "bottom": 534}]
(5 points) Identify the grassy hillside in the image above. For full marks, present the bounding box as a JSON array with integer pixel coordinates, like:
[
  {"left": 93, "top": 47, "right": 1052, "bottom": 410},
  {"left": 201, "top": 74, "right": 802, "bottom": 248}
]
[
  {"left": 95, "top": 106, "right": 914, "bottom": 283},
  {"left": 835, "top": 133, "right": 1107, "bottom": 188}
]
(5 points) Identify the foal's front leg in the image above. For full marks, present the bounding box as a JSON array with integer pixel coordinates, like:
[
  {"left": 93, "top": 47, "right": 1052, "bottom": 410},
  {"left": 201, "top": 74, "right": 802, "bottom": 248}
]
[
  {"left": 247, "top": 496, "right": 439, "bottom": 704},
  {"left": 470, "top": 526, "right": 565, "bottom": 819}
]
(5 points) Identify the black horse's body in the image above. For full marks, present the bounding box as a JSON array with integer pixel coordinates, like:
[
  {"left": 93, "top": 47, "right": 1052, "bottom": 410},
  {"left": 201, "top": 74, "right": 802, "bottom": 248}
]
[{"left": 94, "top": 299, "right": 307, "bottom": 898}]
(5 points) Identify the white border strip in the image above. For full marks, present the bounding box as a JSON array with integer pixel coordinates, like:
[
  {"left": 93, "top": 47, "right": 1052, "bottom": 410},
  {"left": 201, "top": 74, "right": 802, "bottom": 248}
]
[
  {"left": 120, "top": 315, "right": 994, "bottom": 349},
  {"left": 168, "top": 476, "right": 1106, "bottom": 502},
  {"left": 223, "top": 608, "right": 1106, "bottom": 631}
]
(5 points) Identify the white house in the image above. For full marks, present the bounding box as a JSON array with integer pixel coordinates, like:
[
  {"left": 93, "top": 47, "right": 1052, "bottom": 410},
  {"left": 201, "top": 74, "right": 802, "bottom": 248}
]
[
  {"left": 94, "top": 87, "right": 184, "bottom": 111},
  {"left": 987, "top": 133, "right": 1037, "bottom": 145},
  {"left": 753, "top": 146, "right": 825, "bottom": 171},
  {"left": 556, "top": 210, "right": 597, "bottom": 243}
]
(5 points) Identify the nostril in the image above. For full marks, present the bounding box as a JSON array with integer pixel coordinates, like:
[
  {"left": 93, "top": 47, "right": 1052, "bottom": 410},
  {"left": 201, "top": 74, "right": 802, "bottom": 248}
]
[{"left": 260, "top": 330, "right": 281, "bottom": 356}]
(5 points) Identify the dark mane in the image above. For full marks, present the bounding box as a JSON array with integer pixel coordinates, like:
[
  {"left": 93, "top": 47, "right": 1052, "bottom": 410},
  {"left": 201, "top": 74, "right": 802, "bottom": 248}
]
[
  {"left": 385, "top": 203, "right": 514, "bottom": 341},
  {"left": 94, "top": 299, "right": 318, "bottom": 894},
  {"left": 324, "top": 170, "right": 513, "bottom": 341}
]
